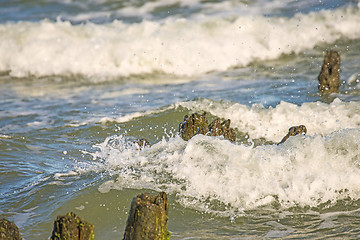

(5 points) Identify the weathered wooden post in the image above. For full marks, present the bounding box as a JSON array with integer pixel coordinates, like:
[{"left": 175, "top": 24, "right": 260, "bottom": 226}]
[
  {"left": 0, "top": 218, "right": 22, "bottom": 240},
  {"left": 179, "top": 112, "right": 209, "bottom": 141},
  {"left": 318, "top": 50, "right": 341, "bottom": 93},
  {"left": 123, "top": 192, "right": 170, "bottom": 240},
  {"left": 208, "top": 118, "right": 236, "bottom": 141},
  {"left": 179, "top": 112, "right": 236, "bottom": 141},
  {"left": 50, "top": 212, "right": 94, "bottom": 240}
]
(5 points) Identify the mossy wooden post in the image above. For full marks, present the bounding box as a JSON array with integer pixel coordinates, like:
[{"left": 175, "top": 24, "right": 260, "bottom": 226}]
[
  {"left": 123, "top": 192, "right": 170, "bottom": 240},
  {"left": 179, "top": 112, "right": 209, "bottom": 141},
  {"left": 179, "top": 113, "right": 236, "bottom": 141},
  {"left": 50, "top": 212, "right": 94, "bottom": 240},
  {"left": 208, "top": 118, "right": 236, "bottom": 141},
  {"left": 318, "top": 50, "right": 340, "bottom": 93},
  {"left": 0, "top": 218, "right": 22, "bottom": 240}
]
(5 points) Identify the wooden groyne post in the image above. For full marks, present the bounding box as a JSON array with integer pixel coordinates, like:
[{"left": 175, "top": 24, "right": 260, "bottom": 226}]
[
  {"left": 123, "top": 192, "right": 170, "bottom": 240},
  {"left": 318, "top": 50, "right": 341, "bottom": 93},
  {"left": 50, "top": 212, "right": 94, "bottom": 240},
  {"left": 0, "top": 218, "right": 22, "bottom": 240}
]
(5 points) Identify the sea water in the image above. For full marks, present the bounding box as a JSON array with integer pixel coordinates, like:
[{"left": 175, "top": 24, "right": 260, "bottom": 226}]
[{"left": 0, "top": 0, "right": 360, "bottom": 239}]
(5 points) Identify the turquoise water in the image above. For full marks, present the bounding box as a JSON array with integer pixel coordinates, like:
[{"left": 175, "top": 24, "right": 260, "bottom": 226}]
[{"left": 1, "top": 0, "right": 360, "bottom": 239}]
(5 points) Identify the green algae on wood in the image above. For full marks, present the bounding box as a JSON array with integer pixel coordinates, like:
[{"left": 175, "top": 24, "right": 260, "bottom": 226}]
[
  {"left": 208, "top": 118, "right": 236, "bottom": 141},
  {"left": 50, "top": 212, "right": 94, "bottom": 240},
  {"left": 179, "top": 112, "right": 209, "bottom": 141},
  {"left": 0, "top": 218, "right": 22, "bottom": 240},
  {"left": 123, "top": 192, "right": 170, "bottom": 240},
  {"left": 179, "top": 112, "right": 236, "bottom": 141}
]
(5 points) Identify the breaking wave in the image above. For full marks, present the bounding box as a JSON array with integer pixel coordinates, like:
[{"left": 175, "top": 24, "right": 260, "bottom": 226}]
[{"left": 1, "top": 6, "right": 360, "bottom": 79}]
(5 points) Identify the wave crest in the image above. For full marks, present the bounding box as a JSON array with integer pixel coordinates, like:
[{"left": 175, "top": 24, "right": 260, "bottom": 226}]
[{"left": 1, "top": 6, "right": 360, "bottom": 78}]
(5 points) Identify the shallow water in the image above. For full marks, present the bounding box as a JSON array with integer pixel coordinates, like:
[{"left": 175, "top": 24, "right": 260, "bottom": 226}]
[{"left": 1, "top": 0, "right": 360, "bottom": 239}]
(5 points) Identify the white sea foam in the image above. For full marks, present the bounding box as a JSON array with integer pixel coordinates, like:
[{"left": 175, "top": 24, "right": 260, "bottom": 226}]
[
  {"left": 108, "top": 98, "right": 360, "bottom": 142},
  {"left": 348, "top": 73, "right": 360, "bottom": 86},
  {"left": 92, "top": 97, "right": 360, "bottom": 213},
  {"left": 1, "top": 6, "right": 360, "bottom": 78},
  {"left": 0, "top": 134, "right": 11, "bottom": 139},
  {"left": 178, "top": 98, "right": 360, "bottom": 142},
  {"left": 54, "top": 170, "right": 79, "bottom": 180},
  {"left": 93, "top": 128, "right": 360, "bottom": 214}
]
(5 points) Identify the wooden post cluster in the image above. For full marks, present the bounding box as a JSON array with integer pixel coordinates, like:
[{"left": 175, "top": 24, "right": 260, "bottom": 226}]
[
  {"left": 1, "top": 51, "right": 345, "bottom": 240},
  {"left": 1, "top": 193, "right": 169, "bottom": 240}
]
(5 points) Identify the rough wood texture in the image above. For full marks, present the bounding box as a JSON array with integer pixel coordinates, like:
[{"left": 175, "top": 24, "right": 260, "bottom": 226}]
[
  {"left": 123, "top": 192, "right": 170, "bottom": 240},
  {"left": 179, "top": 112, "right": 209, "bottom": 141},
  {"left": 50, "top": 212, "right": 94, "bottom": 240},
  {"left": 318, "top": 50, "right": 341, "bottom": 93},
  {"left": 179, "top": 112, "right": 236, "bottom": 141},
  {"left": 208, "top": 118, "right": 236, "bottom": 141},
  {"left": 0, "top": 218, "right": 22, "bottom": 240}
]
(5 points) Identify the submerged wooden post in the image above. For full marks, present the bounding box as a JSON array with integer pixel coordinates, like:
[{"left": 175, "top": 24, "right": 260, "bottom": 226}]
[
  {"left": 318, "top": 50, "right": 341, "bottom": 93},
  {"left": 123, "top": 192, "right": 170, "bottom": 240},
  {"left": 0, "top": 218, "right": 22, "bottom": 240},
  {"left": 278, "top": 125, "right": 307, "bottom": 145},
  {"left": 179, "top": 112, "right": 209, "bottom": 141},
  {"left": 178, "top": 112, "right": 236, "bottom": 141},
  {"left": 50, "top": 212, "right": 94, "bottom": 240},
  {"left": 208, "top": 118, "right": 236, "bottom": 141}
]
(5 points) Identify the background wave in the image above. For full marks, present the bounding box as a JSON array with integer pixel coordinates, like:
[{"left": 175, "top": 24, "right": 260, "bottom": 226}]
[{"left": 1, "top": 6, "right": 359, "bottom": 78}]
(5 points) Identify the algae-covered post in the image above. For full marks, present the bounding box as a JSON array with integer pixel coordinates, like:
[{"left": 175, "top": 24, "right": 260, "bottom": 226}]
[
  {"left": 50, "top": 212, "right": 94, "bottom": 240},
  {"left": 123, "top": 192, "right": 170, "bottom": 240},
  {"left": 179, "top": 112, "right": 209, "bottom": 141},
  {"left": 278, "top": 125, "right": 307, "bottom": 145},
  {"left": 0, "top": 218, "right": 22, "bottom": 240},
  {"left": 208, "top": 118, "right": 236, "bottom": 141},
  {"left": 179, "top": 112, "right": 236, "bottom": 141},
  {"left": 318, "top": 50, "right": 341, "bottom": 93}
]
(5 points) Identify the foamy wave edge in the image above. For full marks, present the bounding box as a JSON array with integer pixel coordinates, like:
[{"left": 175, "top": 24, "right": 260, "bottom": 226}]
[
  {"left": 102, "top": 98, "right": 360, "bottom": 142},
  {"left": 92, "top": 128, "right": 360, "bottom": 213},
  {"left": 178, "top": 98, "right": 360, "bottom": 142},
  {"left": 1, "top": 6, "right": 360, "bottom": 78}
]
